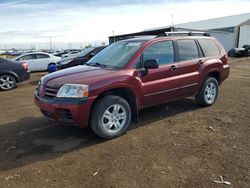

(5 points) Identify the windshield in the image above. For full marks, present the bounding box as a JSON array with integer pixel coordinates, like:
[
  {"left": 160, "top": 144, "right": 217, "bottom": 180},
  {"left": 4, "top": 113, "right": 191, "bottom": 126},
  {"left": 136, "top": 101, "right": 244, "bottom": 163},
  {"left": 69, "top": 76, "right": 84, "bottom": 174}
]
[
  {"left": 86, "top": 40, "right": 145, "bottom": 68},
  {"left": 78, "top": 47, "right": 94, "bottom": 57}
]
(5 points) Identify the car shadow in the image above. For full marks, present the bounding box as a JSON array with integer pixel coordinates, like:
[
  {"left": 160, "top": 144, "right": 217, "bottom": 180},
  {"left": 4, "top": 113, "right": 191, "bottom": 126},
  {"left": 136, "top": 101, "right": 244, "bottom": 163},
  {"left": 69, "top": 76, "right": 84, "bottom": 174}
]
[
  {"left": 29, "top": 80, "right": 40, "bottom": 86},
  {"left": 132, "top": 98, "right": 200, "bottom": 129},
  {"left": 0, "top": 98, "right": 199, "bottom": 171}
]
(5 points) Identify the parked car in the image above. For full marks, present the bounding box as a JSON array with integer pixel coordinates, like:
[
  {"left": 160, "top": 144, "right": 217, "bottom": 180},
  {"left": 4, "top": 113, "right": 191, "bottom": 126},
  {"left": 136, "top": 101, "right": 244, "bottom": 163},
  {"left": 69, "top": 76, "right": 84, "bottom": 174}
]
[
  {"left": 48, "top": 46, "right": 107, "bottom": 72},
  {"left": 0, "top": 57, "right": 30, "bottom": 91},
  {"left": 54, "top": 50, "right": 68, "bottom": 57},
  {"left": 228, "top": 46, "right": 250, "bottom": 57},
  {"left": 14, "top": 52, "right": 61, "bottom": 72},
  {"left": 0, "top": 50, "right": 5, "bottom": 55},
  {"left": 35, "top": 33, "right": 230, "bottom": 139},
  {"left": 61, "top": 51, "right": 80, "bottom": 59},
  {"left": 242, "top": 45, "right": 250, "bottom": 50},
  {"left": 54, "top": 49, "right": 79, "bottom": 58}
]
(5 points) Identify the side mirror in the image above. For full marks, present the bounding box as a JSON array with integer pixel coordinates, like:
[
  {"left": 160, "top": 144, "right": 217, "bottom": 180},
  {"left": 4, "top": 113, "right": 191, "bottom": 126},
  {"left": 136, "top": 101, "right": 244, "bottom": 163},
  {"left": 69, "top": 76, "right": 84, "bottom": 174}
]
[{"left": 144, "top": 59, "right": 159, "bottom": 69}]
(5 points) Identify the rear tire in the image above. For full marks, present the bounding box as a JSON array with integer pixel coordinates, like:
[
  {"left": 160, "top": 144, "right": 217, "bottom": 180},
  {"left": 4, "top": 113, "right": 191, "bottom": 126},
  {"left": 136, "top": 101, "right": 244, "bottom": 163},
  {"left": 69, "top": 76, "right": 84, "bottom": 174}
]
[
  {"left": 90, "top": 95, "right": 131, "bottom": 139},
  {"left": 0, "top": 74, "right": 16, "bottom": 91},
  {"left": 195, "top": 77, "right": 219, "bottom": 107}
]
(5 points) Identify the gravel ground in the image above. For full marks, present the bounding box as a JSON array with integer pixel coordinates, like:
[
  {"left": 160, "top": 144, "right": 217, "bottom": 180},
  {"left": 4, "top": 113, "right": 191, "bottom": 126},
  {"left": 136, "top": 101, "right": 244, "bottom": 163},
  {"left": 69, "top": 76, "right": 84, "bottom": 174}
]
[{"left": 0, "top": 58, "right": 249, "bottom": 188}]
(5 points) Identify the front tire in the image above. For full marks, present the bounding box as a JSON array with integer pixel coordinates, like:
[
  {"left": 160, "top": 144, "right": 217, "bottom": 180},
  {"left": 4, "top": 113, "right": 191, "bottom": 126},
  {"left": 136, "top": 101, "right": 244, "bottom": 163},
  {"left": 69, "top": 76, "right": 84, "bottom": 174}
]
[
  {"left": 195, "top": 77, "right": 219, "bottom": 107},
  {"left": 90, "top": 95, "right": 131, "bottom": 139},
  {"left": 0, "top": 74, "right": 16, "bottom": 91},
  {"left": 47, "top": 63, "right": 56, "bottom": 73}
]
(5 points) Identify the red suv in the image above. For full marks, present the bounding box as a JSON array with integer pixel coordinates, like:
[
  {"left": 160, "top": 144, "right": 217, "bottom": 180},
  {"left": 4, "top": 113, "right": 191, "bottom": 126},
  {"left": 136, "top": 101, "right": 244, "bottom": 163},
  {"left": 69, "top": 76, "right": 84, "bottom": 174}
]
[{"left": 35, "top": 33, "right": 230, "bottom": 139}]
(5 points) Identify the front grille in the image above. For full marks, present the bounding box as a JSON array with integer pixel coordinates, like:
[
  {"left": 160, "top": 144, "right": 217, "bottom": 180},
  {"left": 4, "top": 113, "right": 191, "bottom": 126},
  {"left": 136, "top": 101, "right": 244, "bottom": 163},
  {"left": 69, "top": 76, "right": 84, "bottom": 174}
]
[{"left": 43, "top": 86, "right": 59, "bottom": 98}]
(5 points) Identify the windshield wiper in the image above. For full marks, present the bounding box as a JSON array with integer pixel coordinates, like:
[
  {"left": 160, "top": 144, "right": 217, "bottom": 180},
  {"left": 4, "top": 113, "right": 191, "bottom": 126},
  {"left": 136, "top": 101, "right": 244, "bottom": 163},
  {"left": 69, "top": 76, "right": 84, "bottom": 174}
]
[{"left": 85, "top": 62, "right": 107, "bottom": 68}]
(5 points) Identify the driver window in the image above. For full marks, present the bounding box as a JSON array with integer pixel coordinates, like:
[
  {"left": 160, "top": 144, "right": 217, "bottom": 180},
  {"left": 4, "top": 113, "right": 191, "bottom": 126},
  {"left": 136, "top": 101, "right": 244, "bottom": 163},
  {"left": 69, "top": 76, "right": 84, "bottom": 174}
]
[{"left": 143, "top": 41, "right": 174, "bottom": 66}]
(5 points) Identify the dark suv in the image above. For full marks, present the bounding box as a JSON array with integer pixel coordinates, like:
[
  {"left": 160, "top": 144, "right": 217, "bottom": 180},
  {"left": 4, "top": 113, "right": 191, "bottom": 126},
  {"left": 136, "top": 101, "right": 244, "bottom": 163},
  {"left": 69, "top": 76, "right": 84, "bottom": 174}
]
[
  {"left": 53, "top": 46, "right": 106, "bottom": 72},
  {"left": 35, "top": 32, "right": 230, "bottom": 139}
]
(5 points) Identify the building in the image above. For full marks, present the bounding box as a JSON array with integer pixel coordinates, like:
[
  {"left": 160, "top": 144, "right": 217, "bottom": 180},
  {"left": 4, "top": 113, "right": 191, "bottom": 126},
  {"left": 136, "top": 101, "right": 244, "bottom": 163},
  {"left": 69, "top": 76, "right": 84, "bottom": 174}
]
[{"left": 109, "top": 13, "right": 250, "bottom": 51}]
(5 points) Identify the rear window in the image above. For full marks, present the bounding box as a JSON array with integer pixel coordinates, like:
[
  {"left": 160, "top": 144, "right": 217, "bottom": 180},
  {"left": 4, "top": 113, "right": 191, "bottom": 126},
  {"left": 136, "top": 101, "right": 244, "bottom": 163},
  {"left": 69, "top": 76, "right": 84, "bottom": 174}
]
[
  {"left": 198, "top": 39, "right": 220, "bottom": 57},
  {"left": 177, "top": 39, "right": 199, "bottom": 61}
]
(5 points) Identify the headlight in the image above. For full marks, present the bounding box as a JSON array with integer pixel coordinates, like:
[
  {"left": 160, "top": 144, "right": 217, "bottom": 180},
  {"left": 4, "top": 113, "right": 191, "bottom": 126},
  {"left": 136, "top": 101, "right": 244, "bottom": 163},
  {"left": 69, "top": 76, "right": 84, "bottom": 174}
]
[{"left": 56, "top": 84, "right": 88, "bottom": 98}]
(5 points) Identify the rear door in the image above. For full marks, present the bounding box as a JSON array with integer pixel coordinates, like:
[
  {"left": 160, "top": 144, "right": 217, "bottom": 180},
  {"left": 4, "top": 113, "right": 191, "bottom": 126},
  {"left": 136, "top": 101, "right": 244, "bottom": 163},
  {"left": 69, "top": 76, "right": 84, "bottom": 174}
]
[
  {"left": 176, "top": 39, "right": 204, "bottom": 96},
  {"left": 139, "top": 40, "right": 181, "bottom": 107},
  {"left": 34, "top": 53, "right": 50, "bottom": 71}
]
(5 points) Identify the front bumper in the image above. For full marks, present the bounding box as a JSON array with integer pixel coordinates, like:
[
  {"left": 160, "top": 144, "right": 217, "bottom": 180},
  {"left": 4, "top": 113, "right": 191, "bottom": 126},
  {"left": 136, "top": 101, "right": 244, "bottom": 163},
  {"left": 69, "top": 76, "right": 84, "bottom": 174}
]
[{"left": 34, "top": 90, "right": 95, "bottom": 127}]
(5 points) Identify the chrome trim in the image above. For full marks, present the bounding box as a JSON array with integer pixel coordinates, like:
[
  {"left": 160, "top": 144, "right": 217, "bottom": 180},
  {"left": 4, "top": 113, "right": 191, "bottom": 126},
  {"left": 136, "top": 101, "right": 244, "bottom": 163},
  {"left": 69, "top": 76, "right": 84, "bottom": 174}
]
[{"left": 144, "top": 83, "right": 199, "bottom": 97}]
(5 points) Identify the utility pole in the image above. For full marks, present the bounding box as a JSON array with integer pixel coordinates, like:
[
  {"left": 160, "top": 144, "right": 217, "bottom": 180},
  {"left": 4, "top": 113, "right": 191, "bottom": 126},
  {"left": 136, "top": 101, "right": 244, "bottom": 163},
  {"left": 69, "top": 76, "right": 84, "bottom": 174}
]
[
  {"left": 171, "top": 14, "right": 174, "bottom": 31},
  {"left": 112, "top": 30, "right": 115, "bottom": 43},
  {"left": 171, "top": 14, "right": 174, "bottom": 26},
  {"left": 49, "top": 37, "right": 52, "bottom": 50}
]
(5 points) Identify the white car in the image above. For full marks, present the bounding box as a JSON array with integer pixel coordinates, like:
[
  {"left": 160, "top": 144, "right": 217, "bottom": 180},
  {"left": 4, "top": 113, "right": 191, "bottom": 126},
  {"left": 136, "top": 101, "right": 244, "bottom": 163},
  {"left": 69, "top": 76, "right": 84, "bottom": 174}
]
[
  {"left": 14, "top": 52, "right": 61, "bottom": 72},
  {"left": 61, "top": 51, "right": 80, "bottom": 59}
]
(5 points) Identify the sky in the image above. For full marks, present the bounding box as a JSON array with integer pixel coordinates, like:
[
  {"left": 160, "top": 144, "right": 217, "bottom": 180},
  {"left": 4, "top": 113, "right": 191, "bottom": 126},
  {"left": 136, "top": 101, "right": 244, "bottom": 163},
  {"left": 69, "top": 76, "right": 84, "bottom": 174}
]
[{"left": 0, "top": 0, "right": 250, "bottom": 49}]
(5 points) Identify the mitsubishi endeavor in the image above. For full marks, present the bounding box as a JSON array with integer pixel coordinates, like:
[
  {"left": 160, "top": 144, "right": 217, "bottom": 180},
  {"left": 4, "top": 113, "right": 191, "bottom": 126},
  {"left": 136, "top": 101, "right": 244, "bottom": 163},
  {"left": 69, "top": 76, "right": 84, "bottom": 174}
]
[{"left": 35, "top": 32, "right": 230, "bottom": 139}]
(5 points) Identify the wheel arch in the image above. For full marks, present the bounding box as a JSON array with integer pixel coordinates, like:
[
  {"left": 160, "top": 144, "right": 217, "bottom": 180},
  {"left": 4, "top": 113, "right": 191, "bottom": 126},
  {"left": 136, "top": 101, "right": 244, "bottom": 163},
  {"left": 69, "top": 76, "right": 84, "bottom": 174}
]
[
  {"left": 48, "top": 62, "right": 56, "bottom": 66},
  {"left": 90, "top": 87, "right": 139, "bottom": 123},
  {"left": 0, "top": 71, "right": 19, "bottom": 82},
  {"left": 205, "top": 70, "right": 221, "bottom": 85}
]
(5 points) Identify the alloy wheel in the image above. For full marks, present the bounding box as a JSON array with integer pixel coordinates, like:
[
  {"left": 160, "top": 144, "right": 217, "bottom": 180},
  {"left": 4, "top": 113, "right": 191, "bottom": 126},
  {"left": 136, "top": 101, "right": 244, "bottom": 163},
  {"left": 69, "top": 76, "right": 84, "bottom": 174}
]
[
  {"left": 0, "top": 75, "right": 15, "bottom": 90},
  {"left": 204, "top": 82, "right": 217, "bottom": 104},
  {"left": 101, "top": 104, "right": 127, "bottom": 132}
]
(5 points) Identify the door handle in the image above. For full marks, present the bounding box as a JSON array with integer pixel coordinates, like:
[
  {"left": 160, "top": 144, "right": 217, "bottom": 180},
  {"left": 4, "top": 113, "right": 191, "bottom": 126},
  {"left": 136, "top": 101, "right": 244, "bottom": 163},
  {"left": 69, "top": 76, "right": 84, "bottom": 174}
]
[
  {"left": 197, "top": 59, "right": 204, "bottom": 65},
  {"left": 170, "top": 65, "right": 177, "bottom": 71}
]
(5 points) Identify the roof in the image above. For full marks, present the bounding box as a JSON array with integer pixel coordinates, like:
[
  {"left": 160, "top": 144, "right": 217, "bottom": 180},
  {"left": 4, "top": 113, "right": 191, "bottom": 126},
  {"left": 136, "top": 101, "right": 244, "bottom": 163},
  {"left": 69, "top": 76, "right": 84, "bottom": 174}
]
[
  {"left": 121, "top": 35, "right": 212, "bottom": 44},
  {"left": 144, "top": 13, "right": 250, "bottom": 31}
]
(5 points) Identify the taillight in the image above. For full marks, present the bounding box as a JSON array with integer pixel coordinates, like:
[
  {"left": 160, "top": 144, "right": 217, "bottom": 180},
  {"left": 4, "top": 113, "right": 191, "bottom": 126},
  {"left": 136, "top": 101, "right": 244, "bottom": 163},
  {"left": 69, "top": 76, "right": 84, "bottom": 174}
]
[
  {"left": 221, "top": 54, "right": 228, "bottom": 65},
  {"left": 22, "top": 62, "right": 29, "bottom": 71}
]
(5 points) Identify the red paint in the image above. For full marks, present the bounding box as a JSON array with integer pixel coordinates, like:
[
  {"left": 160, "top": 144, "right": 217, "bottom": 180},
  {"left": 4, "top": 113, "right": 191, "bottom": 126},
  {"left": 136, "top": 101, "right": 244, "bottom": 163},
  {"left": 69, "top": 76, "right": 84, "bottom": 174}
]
[{"left": 35, "top": 36, "right": 229, "bottom": 127}]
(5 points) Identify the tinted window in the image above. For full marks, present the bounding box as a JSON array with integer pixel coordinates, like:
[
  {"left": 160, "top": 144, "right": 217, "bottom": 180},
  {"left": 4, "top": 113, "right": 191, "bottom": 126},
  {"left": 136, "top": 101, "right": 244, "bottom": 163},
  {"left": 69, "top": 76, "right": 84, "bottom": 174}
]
[
  {"left": 177, "top": 39, "right": 199, "bottom": 61},
  {"left": 198, "top": 39, "right": 220, "bottom": 57},
  {"left": 36, "top": 54, "right": 49, "bottom": 59},
  {"left": 143, "top": 41, "right": 174, "bottom": 66},
  {"left": 92, "top": 47, "right": 105, "bottom": 54},
  {"left": 78, "top": 48, "right": 94, "bottom": 57},
  {"left": 18, "top": 54, "right": 36, "bottom": 61}
]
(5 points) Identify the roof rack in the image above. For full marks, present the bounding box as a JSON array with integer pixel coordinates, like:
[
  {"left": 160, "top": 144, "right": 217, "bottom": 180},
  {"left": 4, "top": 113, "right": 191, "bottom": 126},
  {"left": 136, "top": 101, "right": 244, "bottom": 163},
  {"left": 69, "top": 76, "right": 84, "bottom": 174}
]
[{"left": 162, "top": 31, "right": 211, "bottom": 37}]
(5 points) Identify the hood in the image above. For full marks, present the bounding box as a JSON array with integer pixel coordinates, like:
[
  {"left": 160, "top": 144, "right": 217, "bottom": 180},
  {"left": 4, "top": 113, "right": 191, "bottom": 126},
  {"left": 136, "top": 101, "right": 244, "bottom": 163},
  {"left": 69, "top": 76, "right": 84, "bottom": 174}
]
[
  {"left": 58, "top": 56, "right": 75, "bottom": 62},
  {"left": 41, "top": 65, "right": 116, "bottom": 88}
]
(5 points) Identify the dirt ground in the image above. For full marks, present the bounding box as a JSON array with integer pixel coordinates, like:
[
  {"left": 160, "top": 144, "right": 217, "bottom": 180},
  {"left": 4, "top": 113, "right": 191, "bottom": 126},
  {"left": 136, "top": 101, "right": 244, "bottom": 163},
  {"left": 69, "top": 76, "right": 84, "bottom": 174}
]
[{"left": 0, "top": 57, "right": 249, "bottom": 188}]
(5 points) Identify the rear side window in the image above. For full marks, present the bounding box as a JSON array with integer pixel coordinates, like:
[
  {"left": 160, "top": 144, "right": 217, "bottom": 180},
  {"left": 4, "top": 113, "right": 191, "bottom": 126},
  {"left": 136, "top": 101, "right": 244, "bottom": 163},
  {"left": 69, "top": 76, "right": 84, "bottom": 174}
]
[
  {"left": 143, "top": 41, "right": 174, "bottom": 66},
  {"left": 198, "top": 39, "right": 220, "bottom": 57},
  {"left": 177, "top": 39, "right": 199, "bottom": 61},
  {"left": 36, "top": 54, "right": 49, "bottom": 59}
]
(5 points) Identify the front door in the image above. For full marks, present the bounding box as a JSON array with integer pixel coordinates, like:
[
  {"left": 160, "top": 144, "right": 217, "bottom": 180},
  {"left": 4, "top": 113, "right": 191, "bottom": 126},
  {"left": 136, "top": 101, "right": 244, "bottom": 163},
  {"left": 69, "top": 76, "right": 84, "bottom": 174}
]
[{"left": 138, "top": 40, "right": 181, "bottom": 108}]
